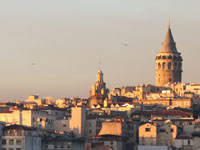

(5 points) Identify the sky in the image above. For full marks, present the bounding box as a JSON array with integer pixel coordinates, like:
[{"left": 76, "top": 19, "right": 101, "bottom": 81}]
[{"left": 0, "top": 0, "right": 200, "bottom": 101}]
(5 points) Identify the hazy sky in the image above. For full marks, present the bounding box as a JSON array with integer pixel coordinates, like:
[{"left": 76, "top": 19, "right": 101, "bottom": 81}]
[{"left": 0, "top": 0, "right": 200, "bottom": 101}]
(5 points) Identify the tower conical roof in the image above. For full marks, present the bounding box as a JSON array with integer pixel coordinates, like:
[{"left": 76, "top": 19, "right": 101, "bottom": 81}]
[{"left": 160, "top": 26, "right": 178, "bottom": 53}]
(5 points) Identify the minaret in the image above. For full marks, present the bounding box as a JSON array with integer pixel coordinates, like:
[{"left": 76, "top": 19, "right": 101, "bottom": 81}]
[{"left": 155, "top": 21, "right": 183, "bottom": 86}]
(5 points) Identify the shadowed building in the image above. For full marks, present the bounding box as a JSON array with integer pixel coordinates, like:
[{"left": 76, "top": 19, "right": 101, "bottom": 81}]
[
  {"left": 155, "top": 22, "right": 183, "bottom": 86},
  {"left": 1, "top": 124, "right": 41, "bottom": 150}
]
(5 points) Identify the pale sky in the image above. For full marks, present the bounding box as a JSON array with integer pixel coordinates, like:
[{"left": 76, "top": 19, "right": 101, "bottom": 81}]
[{"left": 0, "top": 0, "right": 200, "bottom": 101}]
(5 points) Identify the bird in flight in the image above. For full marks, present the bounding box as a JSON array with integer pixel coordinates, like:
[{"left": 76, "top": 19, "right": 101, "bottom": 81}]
[{"left": 122, "top": 43, "right": 128, "bottom": 46}]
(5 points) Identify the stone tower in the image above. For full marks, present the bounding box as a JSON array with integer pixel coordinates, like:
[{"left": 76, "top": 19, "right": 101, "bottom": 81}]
[
  {"left": 89, "top": 70, "right": 109, "bottom": 107},
  {"left": 155, "top": 23, "right": 183, "bottom": 86},
  {"left": 90, "top": 70, "right": 107, "bottom": 96}
]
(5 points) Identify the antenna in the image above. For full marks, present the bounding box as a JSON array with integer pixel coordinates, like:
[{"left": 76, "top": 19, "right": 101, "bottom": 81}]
[
  {"left": 99, "top": 61, "right": 102, "bottom": 70},
  {"left": 168, "top": 17, "right": 170, "bottom": 27}
]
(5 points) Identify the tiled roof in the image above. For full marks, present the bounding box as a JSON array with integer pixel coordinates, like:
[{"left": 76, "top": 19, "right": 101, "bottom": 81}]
[
  {"left": 132, "top": 110, "right": 192, "bottom": 116},
  {"left": 3, "top": 124, "right": 35, "bottom": 131},
  {"left": 151, "top": 110, "right": 192, "bottom": 116},
  {"left": 176, "top": 135, "right": 193, "bottom": 139},
  {"left": 0, "top": 111, "right": 13, "bottom": 113},
  {"left": 42, "top": 134, "right": 84, "bottom": 141},
  {"left": 192, "top": 132, "right": 200, "bottom": 137},
  {"left": 90, "top": 135, "right": 123, "bottom": 141}
]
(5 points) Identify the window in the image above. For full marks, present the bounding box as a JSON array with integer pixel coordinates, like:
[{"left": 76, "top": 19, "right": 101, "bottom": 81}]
[
  {"left": 171, "top": 129, "right": 174, "bottom": 132},
  {"left": 2, "top": 139, "right": 6, "bottom": 145},
  {"left": 34, "top": 139, "right": 36, "bottom": 145},
  {"left": 174, "top": 63, "right": 177, "bottom": 69},
  {"left": 160, "top": 129, "right": 165, "bottom": 132},
  {"left": 168, "top": 55, "right": 172, "bottom": 59},
  {"left": 54, "top": 145, "right": 57, "bottom": 148},
  {"left": 145, "top": 128, "right": 150, "bottom": 132},
  {"left": 32, "top": 117, "right": 35, "bottom": 122},
  {"left": 110, "top": 141, "right": 113, "bottom": 145},
  {"left": 162, "top": 62, "right": 166, "bottom": 69},
  {"left": 63, "top": 124, "right": 66, "bottom": 127},
  {"left": 173, "top": 56, "right": 177, "bottom": 60},
  {"left": 168, "top": 62, "right": 171, "bottom": 69},
  {"left": 89, "top": 129, "right": 92, "bottom": 134},
  {"left": 17, "top": 131, "right": 22, "bottom": 136},
  {"left": 178, "top": 63, "right": 182, "bottom": 69},
  {"left": 2, "top": 148, "right": 6, "bottom": 150},
  {"left": 10, "top": 130, "right": 15, "bottom": 136},
  {"left": 188, "top": 140, "right": 190, "bottom": 145},
  {"left": 9, "top": 148, "right": 14, "bottom": 150},
  {"left": 16, "top": 148, "right": 21, "bottom": 150},
  {"left": 9, "top": 139, "right": 14, "bottom": 145},
  {"left": 16, "top": 139, "right": 22, "bottom": 145},
  {"left": 61, "top": 145, "right": 64, "bottom": 148},
  {"left": 158, "top": 63, "right": 161, "bottom": 69}
]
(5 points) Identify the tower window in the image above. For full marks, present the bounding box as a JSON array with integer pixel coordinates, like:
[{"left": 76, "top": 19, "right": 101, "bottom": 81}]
[
  {"left": 178, "top": 63, "right": 182, "bottom": 69},
  {"left": 158, "top": 63, "right": 161, "bottom": 69},
  {"left": 168, "top": 63, "right": 171, "bottom": 69},
  {"left": 168, "top": 55, "right": 172, "bottom": 59},
  {"left": 169, "top": 78, "right": 171, "bottom": 82},
  {"left": 174, "top": 63, "right": 177, "bottom": 69},
  {"left": 173, "top": 56, "right": 177, "bottom": 60},
  {"left": 162, "top": 62, "right": 166, "bottom": 69}
]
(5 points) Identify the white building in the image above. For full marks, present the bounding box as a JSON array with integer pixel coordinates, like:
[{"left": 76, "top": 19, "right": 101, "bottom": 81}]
[
  {"left": 175, "top": 136, "right": 194, "bottom": 150},
  {"left": 0, "top": 109, "right": 55, "bottom": 132},
  {"left": 55, "top": 106, "right": 87, "bottom": 137},
  {"left": 86, "top": 117, "right": 102, "bottom": 139},
  {"left": 137, "top": 146, "right": 168, "bottom": 150},
  {"left": 0, "top": 122, "right": 5, "bottom": 150},
  {"left": 41, "top": 134, "right": 85, "bottom": 150},
  {"left": 1, "top": 124, "right": 41, "bottom": 150},
  {"left": 69, "top": 106, "right": 86, "bottom": 137},
  {"left": 55, "top": 119, "right": 70, "bottom": 133}
]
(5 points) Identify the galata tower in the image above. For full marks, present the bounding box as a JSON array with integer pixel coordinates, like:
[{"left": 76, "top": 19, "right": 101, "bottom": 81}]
[{"left": 155, "top": 22, "right": 183, "bottom": 86}]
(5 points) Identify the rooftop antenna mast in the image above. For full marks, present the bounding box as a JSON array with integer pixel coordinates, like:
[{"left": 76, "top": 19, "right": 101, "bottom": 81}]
[{"left": 99, "top": 61, "right": 102, "bottom": 70}]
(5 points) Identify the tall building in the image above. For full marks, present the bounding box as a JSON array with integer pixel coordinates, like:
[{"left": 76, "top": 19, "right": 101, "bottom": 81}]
[
  {"left": 155, "top": 22, "right": 183, "bottom": 86},
  {"left": 90, "top": 70, "right": 108, "bottom": 96},
  {"left": 89, "top": 70, "right": 109, "bottom": 107},
  {"left": 69, "top": 106, "right": 86, "bottom": 137}
]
